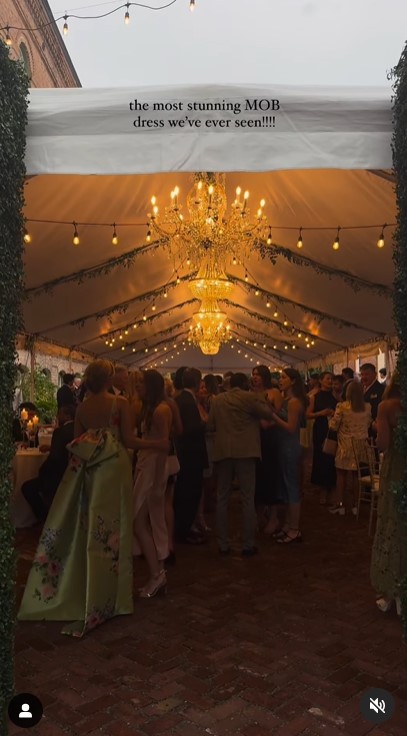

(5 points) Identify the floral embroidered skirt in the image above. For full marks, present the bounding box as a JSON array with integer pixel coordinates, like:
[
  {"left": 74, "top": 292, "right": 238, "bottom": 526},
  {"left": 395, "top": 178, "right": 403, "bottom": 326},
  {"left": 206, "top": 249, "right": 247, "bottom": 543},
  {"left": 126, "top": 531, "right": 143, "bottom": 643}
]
[{"left": 18, "top": 429, "right": 134, "bottom": 637}]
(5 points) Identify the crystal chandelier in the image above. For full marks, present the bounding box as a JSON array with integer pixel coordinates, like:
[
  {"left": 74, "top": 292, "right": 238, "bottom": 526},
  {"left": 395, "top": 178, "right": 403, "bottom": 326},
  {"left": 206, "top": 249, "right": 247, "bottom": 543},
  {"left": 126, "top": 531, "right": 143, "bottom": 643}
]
[
  {"left": 147, "top": 172, "right": 267, "bottom": 355},
  {"left": 147, "top": 172, "right": 267, "bottom": 271},
  {"left": 188, "top": 297, "right": 232, "bottom": 355}
]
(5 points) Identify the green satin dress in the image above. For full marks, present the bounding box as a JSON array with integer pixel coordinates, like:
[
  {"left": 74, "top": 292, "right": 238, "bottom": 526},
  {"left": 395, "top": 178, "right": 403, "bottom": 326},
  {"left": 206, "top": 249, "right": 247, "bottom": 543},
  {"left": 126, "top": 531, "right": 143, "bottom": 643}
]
[
  {"left": 18, "top": 412, "right": 134, "bottom": 637},
  {"left": 371, "top": 431, "right": 407, "bottom": 600}
]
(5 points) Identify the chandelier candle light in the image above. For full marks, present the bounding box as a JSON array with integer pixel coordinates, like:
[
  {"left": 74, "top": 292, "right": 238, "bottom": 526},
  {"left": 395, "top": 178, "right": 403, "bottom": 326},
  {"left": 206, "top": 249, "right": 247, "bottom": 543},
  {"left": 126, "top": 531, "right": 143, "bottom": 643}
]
[{"left": 147, "top": 172, "right": 268, "bottom": 354}]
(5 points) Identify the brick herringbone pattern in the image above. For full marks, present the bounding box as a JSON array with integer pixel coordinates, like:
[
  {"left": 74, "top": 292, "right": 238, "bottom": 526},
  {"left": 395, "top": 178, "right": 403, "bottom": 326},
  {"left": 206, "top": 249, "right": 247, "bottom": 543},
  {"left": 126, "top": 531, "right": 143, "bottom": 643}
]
[{"left": 11, "top": 485, "right": 407, "bottom": 736}]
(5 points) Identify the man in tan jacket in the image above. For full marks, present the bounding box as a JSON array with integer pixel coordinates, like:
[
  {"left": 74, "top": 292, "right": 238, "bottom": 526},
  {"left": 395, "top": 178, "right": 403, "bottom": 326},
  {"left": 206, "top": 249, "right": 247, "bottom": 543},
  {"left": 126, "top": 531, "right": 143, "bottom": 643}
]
[{"left": 207, "top": 372, "right": 274, "bottom": 556}]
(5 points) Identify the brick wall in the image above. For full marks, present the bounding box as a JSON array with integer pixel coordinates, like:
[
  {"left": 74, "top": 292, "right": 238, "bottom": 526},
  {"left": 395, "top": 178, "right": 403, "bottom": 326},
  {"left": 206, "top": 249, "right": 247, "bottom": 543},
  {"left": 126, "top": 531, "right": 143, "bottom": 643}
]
[{"left": 0, "top": 0, "right": 80, "bottom": 87}]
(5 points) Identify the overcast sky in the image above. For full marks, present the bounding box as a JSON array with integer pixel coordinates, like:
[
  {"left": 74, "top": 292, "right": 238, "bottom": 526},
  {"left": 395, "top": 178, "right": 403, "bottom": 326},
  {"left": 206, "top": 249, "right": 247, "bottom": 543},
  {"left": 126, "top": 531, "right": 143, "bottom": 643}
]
[{"left": 47, "top": 0, "right": 407, "bottom": 88}]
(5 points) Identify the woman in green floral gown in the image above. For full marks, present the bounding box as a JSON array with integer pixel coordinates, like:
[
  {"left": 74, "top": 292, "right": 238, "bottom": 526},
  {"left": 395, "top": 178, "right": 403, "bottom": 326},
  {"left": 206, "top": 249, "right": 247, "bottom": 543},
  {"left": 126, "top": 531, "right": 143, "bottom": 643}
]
[
  {"left": 18, "top": 360, "right": 168, "bottom": 637},
  {"left": 371, "top": 372, "right": 406, "bottom": 617}
]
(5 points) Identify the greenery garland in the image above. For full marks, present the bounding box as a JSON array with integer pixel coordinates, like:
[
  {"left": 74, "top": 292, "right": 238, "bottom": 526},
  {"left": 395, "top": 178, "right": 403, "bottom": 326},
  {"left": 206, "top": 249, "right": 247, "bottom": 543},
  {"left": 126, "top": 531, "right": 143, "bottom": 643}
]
[
  {"left": 0, "top": 43, "right": 28, "bottom": 728},
  {"left": 257, "top": 241, "right": 393, "bottom": 298},
  {"left": 88, "top": 300, "right": 197, "bottom": 348},
  {"left": 25, "top": 240, "right": 162, "bottom": 298},
  {"left": 228, "top": 275, "right": 386, "bottom": 336},
  {"left": 391, "top": 41, "right": 407, "bottom": 637},
  {"left": 223, "top": 299, "right": 345, "bottom": 350},
  {"left": 38, "top": 273, "right": 195, "bottom": 333},
  {"left": 100, "top": 318, "right": 192, "bottom": 357}
]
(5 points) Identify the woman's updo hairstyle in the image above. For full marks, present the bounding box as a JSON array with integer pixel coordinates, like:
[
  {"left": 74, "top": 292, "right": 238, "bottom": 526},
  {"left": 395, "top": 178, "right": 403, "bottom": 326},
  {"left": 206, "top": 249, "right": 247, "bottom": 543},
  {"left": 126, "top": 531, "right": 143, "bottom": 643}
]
[{"left": 84, "top": 360, "right": 114, "bottom": 394}]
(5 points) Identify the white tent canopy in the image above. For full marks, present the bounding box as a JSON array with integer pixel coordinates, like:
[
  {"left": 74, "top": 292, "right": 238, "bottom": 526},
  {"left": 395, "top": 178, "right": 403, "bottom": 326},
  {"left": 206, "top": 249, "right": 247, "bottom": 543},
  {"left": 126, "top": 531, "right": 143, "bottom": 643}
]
[{"left": 23, "top": 85, "right": 396, "bottom": 372}]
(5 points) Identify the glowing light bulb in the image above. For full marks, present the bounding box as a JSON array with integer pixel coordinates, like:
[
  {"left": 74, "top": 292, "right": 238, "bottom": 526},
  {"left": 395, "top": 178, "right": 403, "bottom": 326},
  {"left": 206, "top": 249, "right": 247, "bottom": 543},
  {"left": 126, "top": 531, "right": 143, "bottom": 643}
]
[
  {"left": 23, "top": 228, "right": 31, "bottom": 244},
  {"left": 333, "top": 228, "right": 340, "bottom": 251},
  {"left": 72, "top": 224, "right": 80, "bottom": 245},
  {"left": 260, "top": 199, "right": 266, "bottom": 208},
  {"left": 244, "top": 190, "right": 249, "bottom": 200},
  {"left": 274, "top": 311, "right": 278, "bottom": 318},
  {"left": 124, "top": 7, "right": 130, "bottom": 24},
  {"left": 112, "top": 225, "right": 118, "bottom": 245},
  {"left": 63, "top": 16, "right": 68, "bottom": 35},
  {"left": 297, "top": 236, "right": 303, "bottom": 249},
  {"left": 5, "top": 27, "right": 12, "bottom": 45},
  {"left": 190, "top": 0, "right": 195, "bottom": 11},
  {"left": 377, "top": 227, "right": 385, "bottom": 248},
  {"left": 151, "top": 196, "right": 156, "bottom": 205}
]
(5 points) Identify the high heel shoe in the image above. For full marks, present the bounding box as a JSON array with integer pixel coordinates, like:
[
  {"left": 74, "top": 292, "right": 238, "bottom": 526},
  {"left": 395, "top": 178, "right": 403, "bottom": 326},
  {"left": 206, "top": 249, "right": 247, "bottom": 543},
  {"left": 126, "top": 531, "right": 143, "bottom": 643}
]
[
  {"left": 139, "top": 570, "right": 167, "bottom": 599},
  {"left": 376, "top": 597, "right": 392, "bottom": 613}
]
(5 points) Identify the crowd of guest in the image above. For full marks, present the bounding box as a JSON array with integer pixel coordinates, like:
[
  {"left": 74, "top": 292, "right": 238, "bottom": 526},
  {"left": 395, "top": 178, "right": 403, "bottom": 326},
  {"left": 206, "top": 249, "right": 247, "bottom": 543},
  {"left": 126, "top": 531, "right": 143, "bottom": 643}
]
[{"left": 16, "top": 359, "right": 405, "bottom": 636}]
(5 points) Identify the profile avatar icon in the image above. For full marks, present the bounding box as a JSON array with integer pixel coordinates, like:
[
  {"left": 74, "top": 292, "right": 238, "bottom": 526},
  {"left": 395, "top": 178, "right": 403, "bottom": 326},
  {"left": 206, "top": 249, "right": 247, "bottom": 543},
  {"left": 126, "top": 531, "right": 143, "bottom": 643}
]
[
  {"left": 8, "top": 692, "right": 43, "bottom": 728},
  {"left": 19, "top": 703, "right": 33, "bottom": 719}
]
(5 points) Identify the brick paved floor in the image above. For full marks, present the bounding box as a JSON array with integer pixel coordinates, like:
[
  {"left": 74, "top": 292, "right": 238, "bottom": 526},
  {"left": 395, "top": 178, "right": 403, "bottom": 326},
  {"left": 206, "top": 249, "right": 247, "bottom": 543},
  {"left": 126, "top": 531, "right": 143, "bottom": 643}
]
[{"left": 11, "top": 483, "right": 407, "bottom": 736}]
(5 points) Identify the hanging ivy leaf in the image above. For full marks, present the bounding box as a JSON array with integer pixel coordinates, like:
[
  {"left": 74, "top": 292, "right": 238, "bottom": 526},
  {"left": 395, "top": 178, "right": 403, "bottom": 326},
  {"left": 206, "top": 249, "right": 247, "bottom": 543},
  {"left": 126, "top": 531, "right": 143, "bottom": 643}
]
[
  {"left": 0, "top": 41, "right": 28, "bottom": 729},
  {"left": 390, "top": 41, "right": 407, "bottom": 638}
]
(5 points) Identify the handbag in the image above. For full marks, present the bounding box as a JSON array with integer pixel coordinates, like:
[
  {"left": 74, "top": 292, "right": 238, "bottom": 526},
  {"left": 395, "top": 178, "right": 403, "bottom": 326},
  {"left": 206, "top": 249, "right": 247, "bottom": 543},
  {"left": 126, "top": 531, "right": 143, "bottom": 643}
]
[
  {"left": 166, "top": 454, "right": 180, "bottom": 476},
  {"left": 322, "top": 429, "right": 338, "bottom": 456}
]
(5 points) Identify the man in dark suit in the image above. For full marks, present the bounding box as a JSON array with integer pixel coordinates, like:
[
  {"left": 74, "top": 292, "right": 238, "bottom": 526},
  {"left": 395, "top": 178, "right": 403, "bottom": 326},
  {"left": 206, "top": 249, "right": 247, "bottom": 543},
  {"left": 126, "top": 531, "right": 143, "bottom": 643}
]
[
  {"left": 174, "top": 367, "right": 208, "bottom": 543},
  {"left": 21, "top": 404, "right": 76, "bottom": 522},
  {"left": 56, "top": 373, "right": 77, "bottom": 408},
  {"left": 109, "top": 364, "right": 129, "bottom": 397},
  {"left": 360, "top": 363, "right": 385, "bottom": 421}
]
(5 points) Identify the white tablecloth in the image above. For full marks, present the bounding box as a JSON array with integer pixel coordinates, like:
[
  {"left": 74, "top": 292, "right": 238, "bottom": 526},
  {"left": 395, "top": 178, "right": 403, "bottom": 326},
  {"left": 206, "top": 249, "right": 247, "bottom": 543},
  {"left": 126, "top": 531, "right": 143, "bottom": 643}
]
[{"left": 12, "top": 449, "right": 47, "bottom": 528}]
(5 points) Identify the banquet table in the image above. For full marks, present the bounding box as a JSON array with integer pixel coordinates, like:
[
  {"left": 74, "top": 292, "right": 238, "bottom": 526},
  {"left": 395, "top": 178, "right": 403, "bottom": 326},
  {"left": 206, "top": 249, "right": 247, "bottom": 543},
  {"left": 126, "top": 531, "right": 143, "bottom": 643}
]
[{"left": 12, "top": 448, "right": 47, "bottom": 528}]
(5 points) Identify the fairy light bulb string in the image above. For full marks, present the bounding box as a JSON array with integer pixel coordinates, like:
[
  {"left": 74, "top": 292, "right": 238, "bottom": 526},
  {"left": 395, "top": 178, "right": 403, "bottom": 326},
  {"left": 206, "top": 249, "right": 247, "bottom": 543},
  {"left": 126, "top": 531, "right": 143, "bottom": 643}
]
[{"left": 1, "top": 1, "right": 186, "bottom": 38}]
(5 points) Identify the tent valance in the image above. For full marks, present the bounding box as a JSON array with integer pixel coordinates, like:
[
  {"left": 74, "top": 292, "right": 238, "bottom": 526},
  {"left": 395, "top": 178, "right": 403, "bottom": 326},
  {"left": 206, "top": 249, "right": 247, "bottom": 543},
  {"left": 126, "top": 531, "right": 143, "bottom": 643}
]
[{"left": 25, "top": 84, "right": 393, "bottom": 175}]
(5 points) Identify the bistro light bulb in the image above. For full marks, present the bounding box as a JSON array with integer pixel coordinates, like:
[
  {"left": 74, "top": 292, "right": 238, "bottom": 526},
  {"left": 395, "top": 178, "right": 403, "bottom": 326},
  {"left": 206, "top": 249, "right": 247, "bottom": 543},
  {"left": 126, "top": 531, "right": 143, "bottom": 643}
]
[
  {"left": 5, "top": 26, "right": 12, "bottom": 45},
  {"left": 124, "top": 3, "right": 130, "bottom": 23},
  {"left": 63, "top": 16, "right": 68, "bottom": 35},
  {"left": 267, "top": 226, "right": 272, "bottom": 245},
  {"left": 190, "top": 0, "right": 195, "bottom": 10},
  {"left": 23, "top": 228, "right": 31, "bottom": 244},
  {"left": 297, "top": 227, "right": 303, "bottom": 249},
  {"left": 72, "top": 223, "right": 80, "bottom": 245},
  {"left": 333, "top": 227, "right": 340, "bottom": 251},
  {"left": 377, "top": 224, "right": 386, "bottom": 248},
  {"left": 112, "top": 224, "right": 119, "bottom": 245}
]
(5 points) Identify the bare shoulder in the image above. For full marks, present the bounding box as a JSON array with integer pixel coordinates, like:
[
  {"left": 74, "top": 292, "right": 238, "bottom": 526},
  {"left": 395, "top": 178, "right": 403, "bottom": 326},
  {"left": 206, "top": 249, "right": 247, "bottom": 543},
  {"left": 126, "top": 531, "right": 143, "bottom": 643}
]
[
  {"left": 156, "top": 402, "right": 172, "bottom": 417},
  {"left": 289, "top": 397, "right": 302, "bottom": 410}
]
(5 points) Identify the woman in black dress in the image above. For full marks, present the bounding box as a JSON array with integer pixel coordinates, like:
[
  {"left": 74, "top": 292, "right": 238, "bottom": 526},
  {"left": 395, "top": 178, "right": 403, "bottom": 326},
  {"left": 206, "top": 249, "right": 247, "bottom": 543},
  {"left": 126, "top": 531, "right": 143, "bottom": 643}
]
[
  {"left": 251, "top": 365, "right": 283, "bottom": 533},
  {"left": 307, "top": 371, "right": 337, "bottom": 503}
]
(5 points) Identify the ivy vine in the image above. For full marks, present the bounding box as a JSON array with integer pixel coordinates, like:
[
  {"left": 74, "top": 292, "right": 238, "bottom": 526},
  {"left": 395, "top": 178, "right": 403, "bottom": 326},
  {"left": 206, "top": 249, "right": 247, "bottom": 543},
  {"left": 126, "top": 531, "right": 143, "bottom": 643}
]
[
  {"left": 0, "top": 42, "right": 28, "bottom": 728},
  {"left": 391, "top": 40, "right": 407, "bottom": 638}
]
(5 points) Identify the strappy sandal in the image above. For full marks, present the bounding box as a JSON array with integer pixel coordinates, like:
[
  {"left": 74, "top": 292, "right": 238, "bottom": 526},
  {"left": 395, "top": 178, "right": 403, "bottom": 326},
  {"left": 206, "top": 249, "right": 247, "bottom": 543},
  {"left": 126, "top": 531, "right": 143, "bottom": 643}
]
[{"left": 277, "top": 529, "right": 302, "bottom": 544}]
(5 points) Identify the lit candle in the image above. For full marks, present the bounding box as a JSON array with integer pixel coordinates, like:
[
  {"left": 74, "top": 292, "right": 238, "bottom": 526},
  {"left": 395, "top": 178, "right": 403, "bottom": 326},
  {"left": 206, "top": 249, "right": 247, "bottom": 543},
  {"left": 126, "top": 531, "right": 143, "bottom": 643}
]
[
  {"left": 27, "top": 420, "right": 33, "bottom": 430},
  {"left": 32, "top": 415, "right": 39, "bottom": 425},
  {"left": 20, "top": 409, "right": 28, "bottom": 421}
]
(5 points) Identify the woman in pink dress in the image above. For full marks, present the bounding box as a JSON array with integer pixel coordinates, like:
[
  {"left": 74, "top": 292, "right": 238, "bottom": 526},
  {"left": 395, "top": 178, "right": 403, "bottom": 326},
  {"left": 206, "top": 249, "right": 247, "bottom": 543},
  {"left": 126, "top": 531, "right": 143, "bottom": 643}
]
[{"left": 133, "top": 370, "right": 172, "bottom": 598}]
